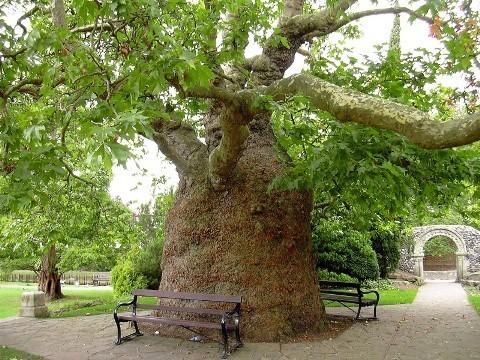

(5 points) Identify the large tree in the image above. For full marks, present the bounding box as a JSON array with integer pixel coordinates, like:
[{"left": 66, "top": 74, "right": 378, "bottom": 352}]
[{"left": 1, "top": 0, "right": 479, "bottom": 340}]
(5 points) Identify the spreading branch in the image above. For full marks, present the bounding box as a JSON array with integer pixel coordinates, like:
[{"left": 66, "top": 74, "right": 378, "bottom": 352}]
[
  {"left": 286, "top": 5, "right": 432, "bottom": 41},
  {"left": 252, "top": 73, "right": 480, "bottom": 149},
  {"left": 208, "top": 109, "right": 250, "bottom": 190},
  {"left": 151, "top": 120, "right": 208, "bottom": 179}
]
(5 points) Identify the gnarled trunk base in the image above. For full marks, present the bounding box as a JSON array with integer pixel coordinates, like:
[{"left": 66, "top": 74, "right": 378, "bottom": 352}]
[
  {"left": 159, "top": 137, "right": 325, "bottom": 341},
  {"left": 38, "top": 245, "right": 63, "bottom": 300}
]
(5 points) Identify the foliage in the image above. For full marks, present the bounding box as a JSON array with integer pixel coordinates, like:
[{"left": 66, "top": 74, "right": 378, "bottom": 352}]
[
  {"left": 111, "top": 259, "right": 148, "bottom": 298},
  {"left": 370, "top": 222, "right": 403, "bottom": 279},
  {"left": 313, "top": 220, "right": 380, "bottom": 281},
  {"left": 424, "top": 236, "right": 457, "bottom": 256},
  {"left": 362, "top": 279, "right": 397, "bottom": 291},
  {"left": 111, "top": 191, "right": 173, "bottom": 296},
  {"left": 317, "top": 269, "right": 356, "bottom": 283},
  {"left": 0, "top": 172, "right": 143, "bottom": 281},
  {"left": 269, "top": 10, "right": 480, "bottom": 282}
]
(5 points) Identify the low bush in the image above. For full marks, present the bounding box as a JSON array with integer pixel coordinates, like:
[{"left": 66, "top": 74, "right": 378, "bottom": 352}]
[
  {"left": 362, "top": 279, "right": 396, "bottom": 290},
  {"left": 111, "top": 259, "right": 148, "bottom": 297},
  {"left": 317, "top": 269, "right": 356, "bottom": 282},
  {"left": 313, "top": 221, "right": 380, "bottom": 280}
]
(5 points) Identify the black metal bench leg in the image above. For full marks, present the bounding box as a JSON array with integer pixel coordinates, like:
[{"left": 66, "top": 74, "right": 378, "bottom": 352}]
[
  {"left": 373, "top": 302, "right": 378, "bottom": 319},
  {"left": 133, "top": 321, "right": 143, "bottom": 336},
  {"left": 114, "top": 315, "right": 122, "bottom": 345},
  {"left": 221, "top": 321, "right": 229, "bottom": 359},
  {"left": 355, "top": 305, "right": 362, "bottom": 320},
  {"left": 234, "top": 318, "right": 243, "bottom": 348}
]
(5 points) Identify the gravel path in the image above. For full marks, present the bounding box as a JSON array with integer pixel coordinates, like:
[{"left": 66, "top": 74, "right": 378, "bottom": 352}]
[{"left": 0, "top": 282, "right": 479, "bottom": 359}]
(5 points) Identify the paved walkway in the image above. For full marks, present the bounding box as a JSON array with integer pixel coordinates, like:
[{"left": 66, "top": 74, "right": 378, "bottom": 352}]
[{"left": 0, "top": 282, "right": 479, "bottom": 359}]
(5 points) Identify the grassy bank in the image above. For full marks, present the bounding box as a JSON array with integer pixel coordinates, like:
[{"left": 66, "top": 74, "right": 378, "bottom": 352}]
[
  {"left": 465, "top": 287, "right": 480, "bottom": 315},
  {"left": 0, "top": 346, "right": 44, "bottom": 360},
  {"left": 1, "top": 283, "right": 417, "bottom": 319},
  {"left": 0, "top": 284, "right": 141, "bottom": 319},
  {"left": 324, "top": 288, "right": 418, "bottom": 307}
]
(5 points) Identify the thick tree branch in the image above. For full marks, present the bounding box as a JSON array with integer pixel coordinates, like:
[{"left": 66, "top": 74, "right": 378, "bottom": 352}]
[
  {"left": 151, "top": 120, "right": 208, "bottom": 178},
  {"left": 208, "top": 108, "right": 250, "bottom": 190},
  {"left": 330, "top": 6, "right": 434, "bottom": 34},
  {"left": 253, "top": 73, "right": 480, "bottom": 149},
  {"left": 52, "top": 0, "right": 67, "bottom": 28},
  {"left": 251, "top": 0, "right": 357, "bottom": 85},
  {"left": 287, "top": 5, "right": 432, "bottom": 40}
]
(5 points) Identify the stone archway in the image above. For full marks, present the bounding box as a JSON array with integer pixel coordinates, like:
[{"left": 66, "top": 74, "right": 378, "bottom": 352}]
[
  {"left": 399, "top": 225, "right": 480, "bottom": 281},
  {"left": 411, "top": 226, "right": 468, "bottom": 281}
]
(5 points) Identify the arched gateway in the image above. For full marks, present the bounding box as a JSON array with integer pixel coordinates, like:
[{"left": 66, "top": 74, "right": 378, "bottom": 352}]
[{"left": 399, "top": 225, "right": 480, "bottom": 281}]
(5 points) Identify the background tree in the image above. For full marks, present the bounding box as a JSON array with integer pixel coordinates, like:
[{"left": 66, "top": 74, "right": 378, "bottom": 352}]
[
  {"left": 0, "top": 173, "right": 141, "bottom": 299},
  {"left": 1, "top": 0, "right": 479, "bottom": 339},
  {"left": 112, "top": 190, "right": 174, "bottom": 297}
]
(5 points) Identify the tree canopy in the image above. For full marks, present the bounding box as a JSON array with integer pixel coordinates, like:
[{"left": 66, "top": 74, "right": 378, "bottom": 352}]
[{"left": 0, "top": 0, "right": 479, "bottom": 200}]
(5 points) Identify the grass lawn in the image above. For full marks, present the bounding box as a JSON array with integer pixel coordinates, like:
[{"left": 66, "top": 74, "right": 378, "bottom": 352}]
[
  {"left": 324, "top": 288, "right": 418, "bottom": 307},
  {"left": 465, "top": 287, "right": 480, "bottom": 315},
  {"left": 0, "top": 284, "right": 156, "bottom": 319},
  {"left": 0, "top": 283, "right": 417, "bottom": 319},
  {"left": 0, "top": 346, "right": 44, "bottom": 360}
]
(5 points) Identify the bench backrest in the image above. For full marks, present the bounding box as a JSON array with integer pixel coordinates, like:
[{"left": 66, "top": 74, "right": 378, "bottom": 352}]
[
  {"left": 319, "top": 280, "right": 361, "bottom": 291},
  {"left": 132, "top": 289, "right": 242, "bottom": 304}
]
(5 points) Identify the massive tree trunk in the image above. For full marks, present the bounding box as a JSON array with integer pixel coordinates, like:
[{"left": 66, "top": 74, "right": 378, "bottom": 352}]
[
  {"left": 158, "top": 120, "right": 325, "bottom": 341},
  {"left": 38, "top": 244, "right": 63, "bottom": 300}
]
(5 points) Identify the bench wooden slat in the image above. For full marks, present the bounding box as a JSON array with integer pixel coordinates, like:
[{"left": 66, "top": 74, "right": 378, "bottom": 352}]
[
  {"left": 132, "top": 289, "right": 241, "bottom": 304},
  {"left": 117, "top": 313, "right": 236, "bottom": 330},
  {"left": 320, "top": 289, "right": 359, "bottom": 296},
  {"left": 319, "top": 280, "right": 360, "bottom": 289},
  {"left": 321, "top": 294, "right": 377, "bottom": 306},
  {"left": 136, "top": 303, "right": 228, "bottom": 316}
]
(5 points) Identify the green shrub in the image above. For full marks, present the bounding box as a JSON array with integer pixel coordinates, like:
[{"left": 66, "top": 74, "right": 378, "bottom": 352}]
[
  {"left": 317, "top": 269, "right": 356, "bottom": 282},
  {"left": 111, "top": 259, "right": 148, "bottom": 297},
  {"left": 313, "top": 221, "right": 380, "bottom": 280},
  {"left": 370, "top": 222, "right": 402, "bottom": 278},
  {"left": 362, "top": 279, "right": 396, "bottom": 290},
  {"left": 131, "top": 238, "right": 163, "bottom": 290},
  {"left": 111, "top": 190, "right": 173, "bottom": 296}
]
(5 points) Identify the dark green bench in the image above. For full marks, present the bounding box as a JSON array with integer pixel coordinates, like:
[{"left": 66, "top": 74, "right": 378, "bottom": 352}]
[
  {"left": 319, "top": 280, "right": 379, "bottom": 320},
  {"left": 113, "top": 290, "right": 242, "bottom": 358}
]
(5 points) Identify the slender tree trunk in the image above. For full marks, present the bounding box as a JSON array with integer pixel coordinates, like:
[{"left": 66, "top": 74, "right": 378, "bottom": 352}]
[
  {"left": 159, "top": 122, "right": 325, "bottom": 341},
  {"left": 38, "top": 245, "right": 63, "bottom": 300}
]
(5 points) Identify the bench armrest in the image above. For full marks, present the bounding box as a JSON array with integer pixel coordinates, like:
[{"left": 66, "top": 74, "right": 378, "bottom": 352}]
[
  {"left": 360, "top": 290, "right": 380, "bottom": 304},
  {"left": 114, "top": 298, "right": 136, "bottom": 316}
]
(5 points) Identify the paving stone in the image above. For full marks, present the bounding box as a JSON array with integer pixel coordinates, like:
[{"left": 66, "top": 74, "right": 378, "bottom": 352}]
[{"left": 0, "top": 282, "right": 479, "bottom": 359}]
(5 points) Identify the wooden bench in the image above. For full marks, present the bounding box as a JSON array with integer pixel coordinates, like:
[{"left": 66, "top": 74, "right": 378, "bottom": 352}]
[
  {"left": 113, "top": 290, "right": 242, "bottom": 358},
  {"left": 319, "top": 280, "right": 379, "bottom": 320},
  {"left": 92, "top": 273, "right": 110, "bottom": 286}
]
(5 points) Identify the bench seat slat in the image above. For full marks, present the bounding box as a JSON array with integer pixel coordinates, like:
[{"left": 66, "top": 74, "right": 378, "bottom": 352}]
[
  {"left": 320, "top": 289, "right": 359, "bottom": 296},
  {"left": 136, "top": 304, "right": 228, "bottom": 316},
  {"left": 117, "top": 313, "right": 236, "bottom": 330},
  {"left": 132, "top": 290, "right": 241, "bottom": 304},
  {"left": 321, "top": 294, "right": 377, "bottom": 306}
]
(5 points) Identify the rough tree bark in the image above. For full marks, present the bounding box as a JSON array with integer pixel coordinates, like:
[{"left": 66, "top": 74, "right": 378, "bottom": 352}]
[
  {"left": 38, "top": 245, "right": 63, "bottom": 300},
  {"left": 159, "top": 116, "right": 325, "bottom": 340},
  {"left": 154, "top": 0, "right": 337, "bottom": 341}
]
